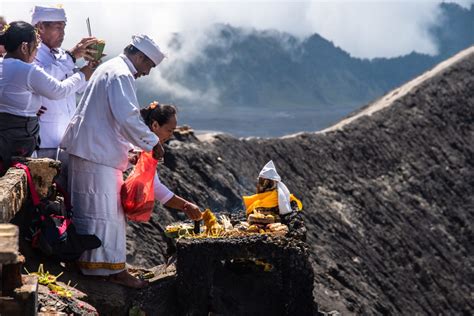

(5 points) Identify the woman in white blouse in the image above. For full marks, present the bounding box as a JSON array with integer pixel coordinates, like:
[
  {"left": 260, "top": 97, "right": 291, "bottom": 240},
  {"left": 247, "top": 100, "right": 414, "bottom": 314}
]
[
  {"left": 0, "top": 21, "right": 94, "bottom": 174},
  {"left": 139, "top": 103, "right": 201, "bottom": 217}
]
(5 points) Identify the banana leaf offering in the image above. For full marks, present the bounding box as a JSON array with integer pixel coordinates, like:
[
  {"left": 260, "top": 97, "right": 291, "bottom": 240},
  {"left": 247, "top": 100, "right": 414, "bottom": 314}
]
[
  {"left": 165, "top": 223, "right": 197, "bottom": 238},
  {"left": 89, "top": 39, "right": 105, "bottom": 60}
]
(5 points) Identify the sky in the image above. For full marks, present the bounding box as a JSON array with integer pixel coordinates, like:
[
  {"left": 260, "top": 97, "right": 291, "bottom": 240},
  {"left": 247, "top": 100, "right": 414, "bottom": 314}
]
[{"left": 1, "top": 0, "right": 473, "bottom": 59}]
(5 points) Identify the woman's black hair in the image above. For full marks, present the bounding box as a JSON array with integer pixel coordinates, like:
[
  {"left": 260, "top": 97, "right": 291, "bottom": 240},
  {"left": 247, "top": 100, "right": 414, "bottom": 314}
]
[
  {"left": 0, "top": 21, "right": 37, "bottom": 53},
  {"left": 140, "top": 102, "right": 177, "bottom": 127}
]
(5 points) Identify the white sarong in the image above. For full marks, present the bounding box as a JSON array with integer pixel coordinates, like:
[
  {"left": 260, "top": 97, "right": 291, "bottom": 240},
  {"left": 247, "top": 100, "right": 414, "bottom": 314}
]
[{"left": 68, "top": 155, "right": 126, "bottom": 276}]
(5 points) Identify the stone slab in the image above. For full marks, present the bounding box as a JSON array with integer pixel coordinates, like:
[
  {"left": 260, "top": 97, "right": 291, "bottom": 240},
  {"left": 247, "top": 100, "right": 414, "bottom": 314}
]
[
  {"left": 14, "top": 274, "right": 39, "bottom": 316},
  {"left": 12, "top": 157, "right": 60, "bottom": 199},
  {"left": 0, "top": 224, "right": 20, "bottom": 264},
  {"left": 0, "top": 275, "right": 38, "bottom": 316},
  {"left": 0, "top": 168, "right": 27, "bottom": 223}
]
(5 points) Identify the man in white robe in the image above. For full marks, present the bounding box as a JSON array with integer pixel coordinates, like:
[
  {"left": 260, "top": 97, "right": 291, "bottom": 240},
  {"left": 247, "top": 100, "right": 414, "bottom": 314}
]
[
  {"left": 61, "top": 34, "right": 168, "bottom": 288},
  {"left": 31, "top": 5, "right": 99, "bottom": 188}
]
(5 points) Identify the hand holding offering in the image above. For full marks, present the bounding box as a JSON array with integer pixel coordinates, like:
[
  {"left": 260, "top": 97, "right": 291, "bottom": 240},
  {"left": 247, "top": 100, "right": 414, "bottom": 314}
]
[
  {"left": 183, "top": 202, "right": 202, "bottom": 221},
  {"left": 69, "top": 37, "right": 98, "bottom": 61},
  {"left": 83, "top": 18, "right": 105, "bottom": 61},
  {"left": 88, "top": 39, "right": 106, "bottom": 61}
]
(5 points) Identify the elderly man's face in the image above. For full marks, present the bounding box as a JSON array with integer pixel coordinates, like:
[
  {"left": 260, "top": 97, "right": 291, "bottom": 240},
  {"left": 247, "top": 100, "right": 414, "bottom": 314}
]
[
  {"left": 37, "top": 21, "right": 66, "bottom": 49},
  {"left": 134, "top": 53, "right": 156, "bottom": 79}
]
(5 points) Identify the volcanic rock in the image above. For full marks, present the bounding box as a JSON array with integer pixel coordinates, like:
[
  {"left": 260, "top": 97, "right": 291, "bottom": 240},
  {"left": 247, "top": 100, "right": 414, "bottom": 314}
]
[
  {"left": 176, "top": 235, "right": 314, "bottom": 315},
  {"left": 128, "top": 46, "right": 474, "bottom": 314}
]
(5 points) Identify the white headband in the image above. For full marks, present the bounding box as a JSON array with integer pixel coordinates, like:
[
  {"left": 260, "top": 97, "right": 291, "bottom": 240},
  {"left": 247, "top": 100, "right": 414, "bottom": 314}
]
[
  {"left": 31, "top": 5, "right": 67, "bottom": 26},
  {"left": 130, "top": 34, "right": 165, "bottom": 66}
]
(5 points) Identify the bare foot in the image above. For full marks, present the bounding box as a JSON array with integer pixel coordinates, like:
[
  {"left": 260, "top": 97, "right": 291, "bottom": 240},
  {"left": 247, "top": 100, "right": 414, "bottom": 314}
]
[{"left": 107, "top": 270, "right": 148, "bottom": 289}]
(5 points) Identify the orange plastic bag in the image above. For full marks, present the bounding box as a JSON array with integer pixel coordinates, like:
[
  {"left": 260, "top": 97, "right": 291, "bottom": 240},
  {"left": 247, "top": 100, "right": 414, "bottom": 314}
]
[{"left": 121, "top": 151, "right": 157, "bottom": 222}]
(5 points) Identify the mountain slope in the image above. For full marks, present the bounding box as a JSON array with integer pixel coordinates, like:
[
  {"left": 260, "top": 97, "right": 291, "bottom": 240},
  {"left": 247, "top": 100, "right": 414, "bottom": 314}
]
[
  {"left": 155, "top": 26, "right": 439, "bottom": 109},
  {"left": 129, "top": 46, "right": 474, "bottom": 314}
]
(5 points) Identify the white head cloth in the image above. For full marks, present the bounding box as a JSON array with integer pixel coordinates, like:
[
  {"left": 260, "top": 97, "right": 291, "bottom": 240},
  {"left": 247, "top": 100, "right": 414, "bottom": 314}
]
[
  {"left": 130, "top": 34, "right": 165, "bottom": 66},
  {"left": 258, "top": 160, "right": 292, "bottom": 215},
  {"left": 31, "top": 5, "right": 67, "bottom": 26}
]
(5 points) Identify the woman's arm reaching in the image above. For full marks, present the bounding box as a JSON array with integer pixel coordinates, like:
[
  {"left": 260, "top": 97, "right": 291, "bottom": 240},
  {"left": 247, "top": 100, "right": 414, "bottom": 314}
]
[
  {"left": 153, "top": 172, "right": 202, "bottom": 221},
  {"left": 164, "top": 195, "right": 202, "bottom": 221}
]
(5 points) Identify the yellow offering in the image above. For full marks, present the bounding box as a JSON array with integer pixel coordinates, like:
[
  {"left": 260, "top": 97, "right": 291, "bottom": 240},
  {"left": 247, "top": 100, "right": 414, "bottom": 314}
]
[
  {"left": 243, "top": 190, "right": 302, "bottom": 215},
  {"left": 202, "top": 209, "right": 222, "bottom": 236}
]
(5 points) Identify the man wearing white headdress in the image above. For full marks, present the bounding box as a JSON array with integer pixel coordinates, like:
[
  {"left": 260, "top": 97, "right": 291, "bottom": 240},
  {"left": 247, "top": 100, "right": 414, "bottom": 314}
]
[
  {"left": 61, "top": 34, "right": 201, "bottom": 288},
  {"left": 243, "top": 160, "right": 303, "bottom": 217},
  {"left": 31, "top": 5, "right": 99, "bottom": 188}
]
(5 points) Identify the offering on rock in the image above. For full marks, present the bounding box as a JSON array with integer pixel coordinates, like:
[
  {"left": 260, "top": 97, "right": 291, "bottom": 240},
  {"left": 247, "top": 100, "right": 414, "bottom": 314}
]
[
  {"left": 165, "top": 223, "right": 195, "bottom": 238},
  {"left": 242, "top": 160, "right": 305, "bottom": 240},
  {"left": 247, "top": 212, "right": 275, "bottom": 225}
]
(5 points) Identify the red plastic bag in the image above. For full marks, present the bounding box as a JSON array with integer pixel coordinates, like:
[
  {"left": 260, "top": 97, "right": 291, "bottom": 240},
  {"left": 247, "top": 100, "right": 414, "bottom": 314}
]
[{"left": 121, "top": 151, "right": 158, "bottom": 222}]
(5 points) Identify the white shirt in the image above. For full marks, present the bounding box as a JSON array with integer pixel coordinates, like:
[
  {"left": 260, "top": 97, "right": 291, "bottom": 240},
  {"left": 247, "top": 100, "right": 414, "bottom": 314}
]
[
  {"left": 34, "top": 44, "right": 87, "bottom": 148},
  {"left": 154, "top": 172, "right": 174, "bottom": 204},
  {"left": 0, "top": 57, "right": 84, "bottom": 117},
  {"left": 61, "top": 55, "right": 159, "bottom": 171}
]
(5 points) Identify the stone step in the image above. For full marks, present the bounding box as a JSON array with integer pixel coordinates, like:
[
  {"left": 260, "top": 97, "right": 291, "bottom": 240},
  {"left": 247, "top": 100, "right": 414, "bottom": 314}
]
[
  {"left": 0, "top": 274, "right": 38, "bottom": 316},
  {"left": 0, "top": 223, "right": 19, "bottom": 264},
  {"left": 0, "top": 168, "right": 27, "bottom": 223}
]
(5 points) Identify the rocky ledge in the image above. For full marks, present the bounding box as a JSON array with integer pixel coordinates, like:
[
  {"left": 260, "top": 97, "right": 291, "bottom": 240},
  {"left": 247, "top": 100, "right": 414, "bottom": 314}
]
[
  {"left": 1, "top": 46, "right": 473, "bottom": 315},
  {"left": 130, "top": 234, "right": 315, "bottom": 315},
  {"left": 127, "top": 46, "right": 474, "bottom": 314},
  {"left": 176, "top": 235, "right": 314, "bottom": 315}
]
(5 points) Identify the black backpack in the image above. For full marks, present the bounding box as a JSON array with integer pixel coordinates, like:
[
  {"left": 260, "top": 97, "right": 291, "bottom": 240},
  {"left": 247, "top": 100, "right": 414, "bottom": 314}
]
[
  {"left": 31, "top": 198, "right": 102, "bottom": 262},
  {"left": 14, "top": 163, "right": 102, "bottom": 262}
]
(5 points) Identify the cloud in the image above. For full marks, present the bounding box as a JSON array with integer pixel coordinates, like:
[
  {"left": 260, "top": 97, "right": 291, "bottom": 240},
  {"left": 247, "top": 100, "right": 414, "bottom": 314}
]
[
  {"left": 303, "top": 2, "right": 443, "bottom": 58},
  {"left": 445, "top": 0, "right": 474, "bottom": 8},
  {"left": 148, "top": 69, "right": 221, "bottom": 107},
  {"left": 1, "top": 0, "right": 472, "bottom": 104},
  {"left": 3, "top": 1, "right": 472, "bottom": 58}
]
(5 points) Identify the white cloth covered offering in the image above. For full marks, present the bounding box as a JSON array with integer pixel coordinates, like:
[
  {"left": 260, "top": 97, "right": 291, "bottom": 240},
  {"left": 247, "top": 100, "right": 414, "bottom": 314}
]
[{"left": 258, "top": 160, "right": 292, "bottom": 215}]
